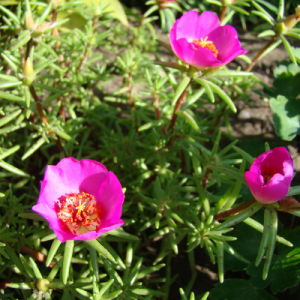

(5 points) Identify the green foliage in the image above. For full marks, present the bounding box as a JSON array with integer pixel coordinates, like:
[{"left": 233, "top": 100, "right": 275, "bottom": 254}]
[
  {"left": 0, "top": 0, "right": 300, "bottom": 299},
  {"left": 264, "top": 59, "right": 300, "bottom": 141},
  {"left": 210, "top": 279, "right": 278, "bottom": 300},
  {"left": 270, "top": 95, "right": 300, "bottom": 141}
]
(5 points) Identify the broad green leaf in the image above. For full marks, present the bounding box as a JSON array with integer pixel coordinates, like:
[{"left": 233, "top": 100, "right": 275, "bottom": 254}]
[
  {"left": 270, "top": 95, "right": 300, "bottom": 141},
  {"left": 272, "top": 62, "right": 300, "bottom": 98},
  {"left": 210, "top": 279, "right": 278, "bottom": 300},
  {"left": 287, "top": 185, "right": 300, "bottom": 197},
  {"left": 83, "top": 0, "right": 128, "bottom": 25},
  {"left": 56, "top": 11, "right": 89, "bottom": 32}
]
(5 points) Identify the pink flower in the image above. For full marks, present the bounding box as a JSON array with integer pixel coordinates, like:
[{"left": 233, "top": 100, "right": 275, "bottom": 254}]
[
  {"left": 169, "top": 11, "right": 248, "bottom": 69},
  {"left": 32, "top": 158, "right": 125, "bottom": 242},
  {"left": 244, "top": 147, "right": 294, "bottom": 204}
]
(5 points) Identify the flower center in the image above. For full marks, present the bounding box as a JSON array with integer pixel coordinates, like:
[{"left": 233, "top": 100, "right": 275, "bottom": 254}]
[
  {"left": 192, "top": 37, "right": 218, "bottom": 57},
  {"left": 261, "top": 167, "right": 279, "bottom": 185},
  {"left": 54, "top": 192, "right": 102, "bottom": 235}
]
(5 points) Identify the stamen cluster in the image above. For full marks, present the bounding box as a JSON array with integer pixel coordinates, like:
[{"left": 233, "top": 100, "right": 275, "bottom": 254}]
[
  {"left": 54, "top": 192, "right": 101, "bottom": 235},
  {"left": 192, "top": 37, "right": 218, "bottom": 57},
  {"left": 261, "top": 167, "right": 280, "bottom": 185}
]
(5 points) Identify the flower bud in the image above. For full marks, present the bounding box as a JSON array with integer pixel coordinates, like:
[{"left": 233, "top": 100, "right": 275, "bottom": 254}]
[
  {"left": 25, "top": 12, "right": 35, "bottom": 30},
  {"left": 283, "top": 5, "right": 300, "bottom": 30},
  {"left": 47, "top": 0, "right": 58, "bottom": 8},
  {"left": 244, "top": 147, "right": 293, "bottom": 204},
  {"left": 32, "top": 22, "right": 51, "bottom": 38},
  {"left": 220, "top": 0, "right": 234, "bottom": 5},
  {"left": 36, "top": 279, "right": 50, "bottom": 292},
  {"left": 130, "top": 63, "right": 138, "bottom": 72},
  {"left": 23, "top": 58, "right": 35, "bottom": 86},
  {"left": 274, "top": 21, "right": 287, "bottom": 35}
]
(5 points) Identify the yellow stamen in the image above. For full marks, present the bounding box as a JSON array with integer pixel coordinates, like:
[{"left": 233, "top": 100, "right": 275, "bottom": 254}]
[
  {"left": 192, "top": 37, "right": 218, "bottom": 57},
  {"left": 55, "top": 192, "right": 102, "bottom": 235}
]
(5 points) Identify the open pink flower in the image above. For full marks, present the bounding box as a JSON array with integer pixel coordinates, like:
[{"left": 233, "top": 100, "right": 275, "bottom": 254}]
[
  {"left": 169, "top": 11, "right": 247, "bottom": 69},
  {"left": 244, "top": 147, "right": 293, "bottom": 204},
  {"left": 32, "top": 158, "right": 125, "bottom": 242}
]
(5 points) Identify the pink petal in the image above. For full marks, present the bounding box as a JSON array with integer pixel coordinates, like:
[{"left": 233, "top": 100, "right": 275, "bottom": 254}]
[
  {"left": 245, "top": 171, "right": 290, "bottom": 203},
  {"left": 192, "top": 44, "right": 223, "bottom": 68},
  {"left": 32, "top": 200, "right": 71, "bottom": 242},
  {"left": 175, "top": 11, "right": 220, "bottom": 41},
  {"left": 87, "top": 171, "right": 125, "bottom": 223},
  {"left": 79, "top": 159, "right": 108, "bottom": 183},
  {"left": 260, "top": 147, "right": 293, "bottom": 177},
  {"left": 34, "top": 176, "right": 71, "bottom": 210},
  {"left": 32, "top": 200, "right": 56, "bottom": 222},
  {"left": 72, "top": 220, "right": 125, "bottom": 242},
  {"left": 170, "top": 20, "right": 184, "bottom": 61},
  {"left": 173, "top": 38, "right": 221, "bottom": 68},
  {"left": 53, "top": 157, "right": 82, "bottom": 191},
  {"left": 32, "top": 157, "right": 125, "bottom": 242},
  {"left": 250, "top": 147, "right": 293, "bottom": 181},
  {"left": 208, "top": 25, "right": 248, "bottom": 63}
]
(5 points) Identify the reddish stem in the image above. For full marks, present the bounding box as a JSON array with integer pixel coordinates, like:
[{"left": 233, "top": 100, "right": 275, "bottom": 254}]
[
  {"left": 220, "top": 6, "right": 227, "bottom": 23},
  {"left": 202, "top": 168, "right": 211, "bottom": 189},
  {"left": 29, "top": 85, "right": 67, "bottom": 156},
  {"left": 214, "top": 199, "right": 256, "bottom": 220},
  {"left": 75, "top": 16, "right": 98, "bottom": 75},
  {"left": 21, "top": 245, "right": 56, "bottom": 267},
  {"left": 29, "top": 86, "right": 48, "bottom": 125},
  {"left": 153, "top": 93, "right": 166, "bottom": 135},
  {"left": 245, "top": 36, "right": 278, "bottom": 72},
  {"left": 168, "top": 82, "right": 191, "bottom": 132},
  {"left": 128, "top": 73, "right": 135, "bottom": 109},
  {"left": 131, "top": 16, "right": 145, "bottom": 47}
]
